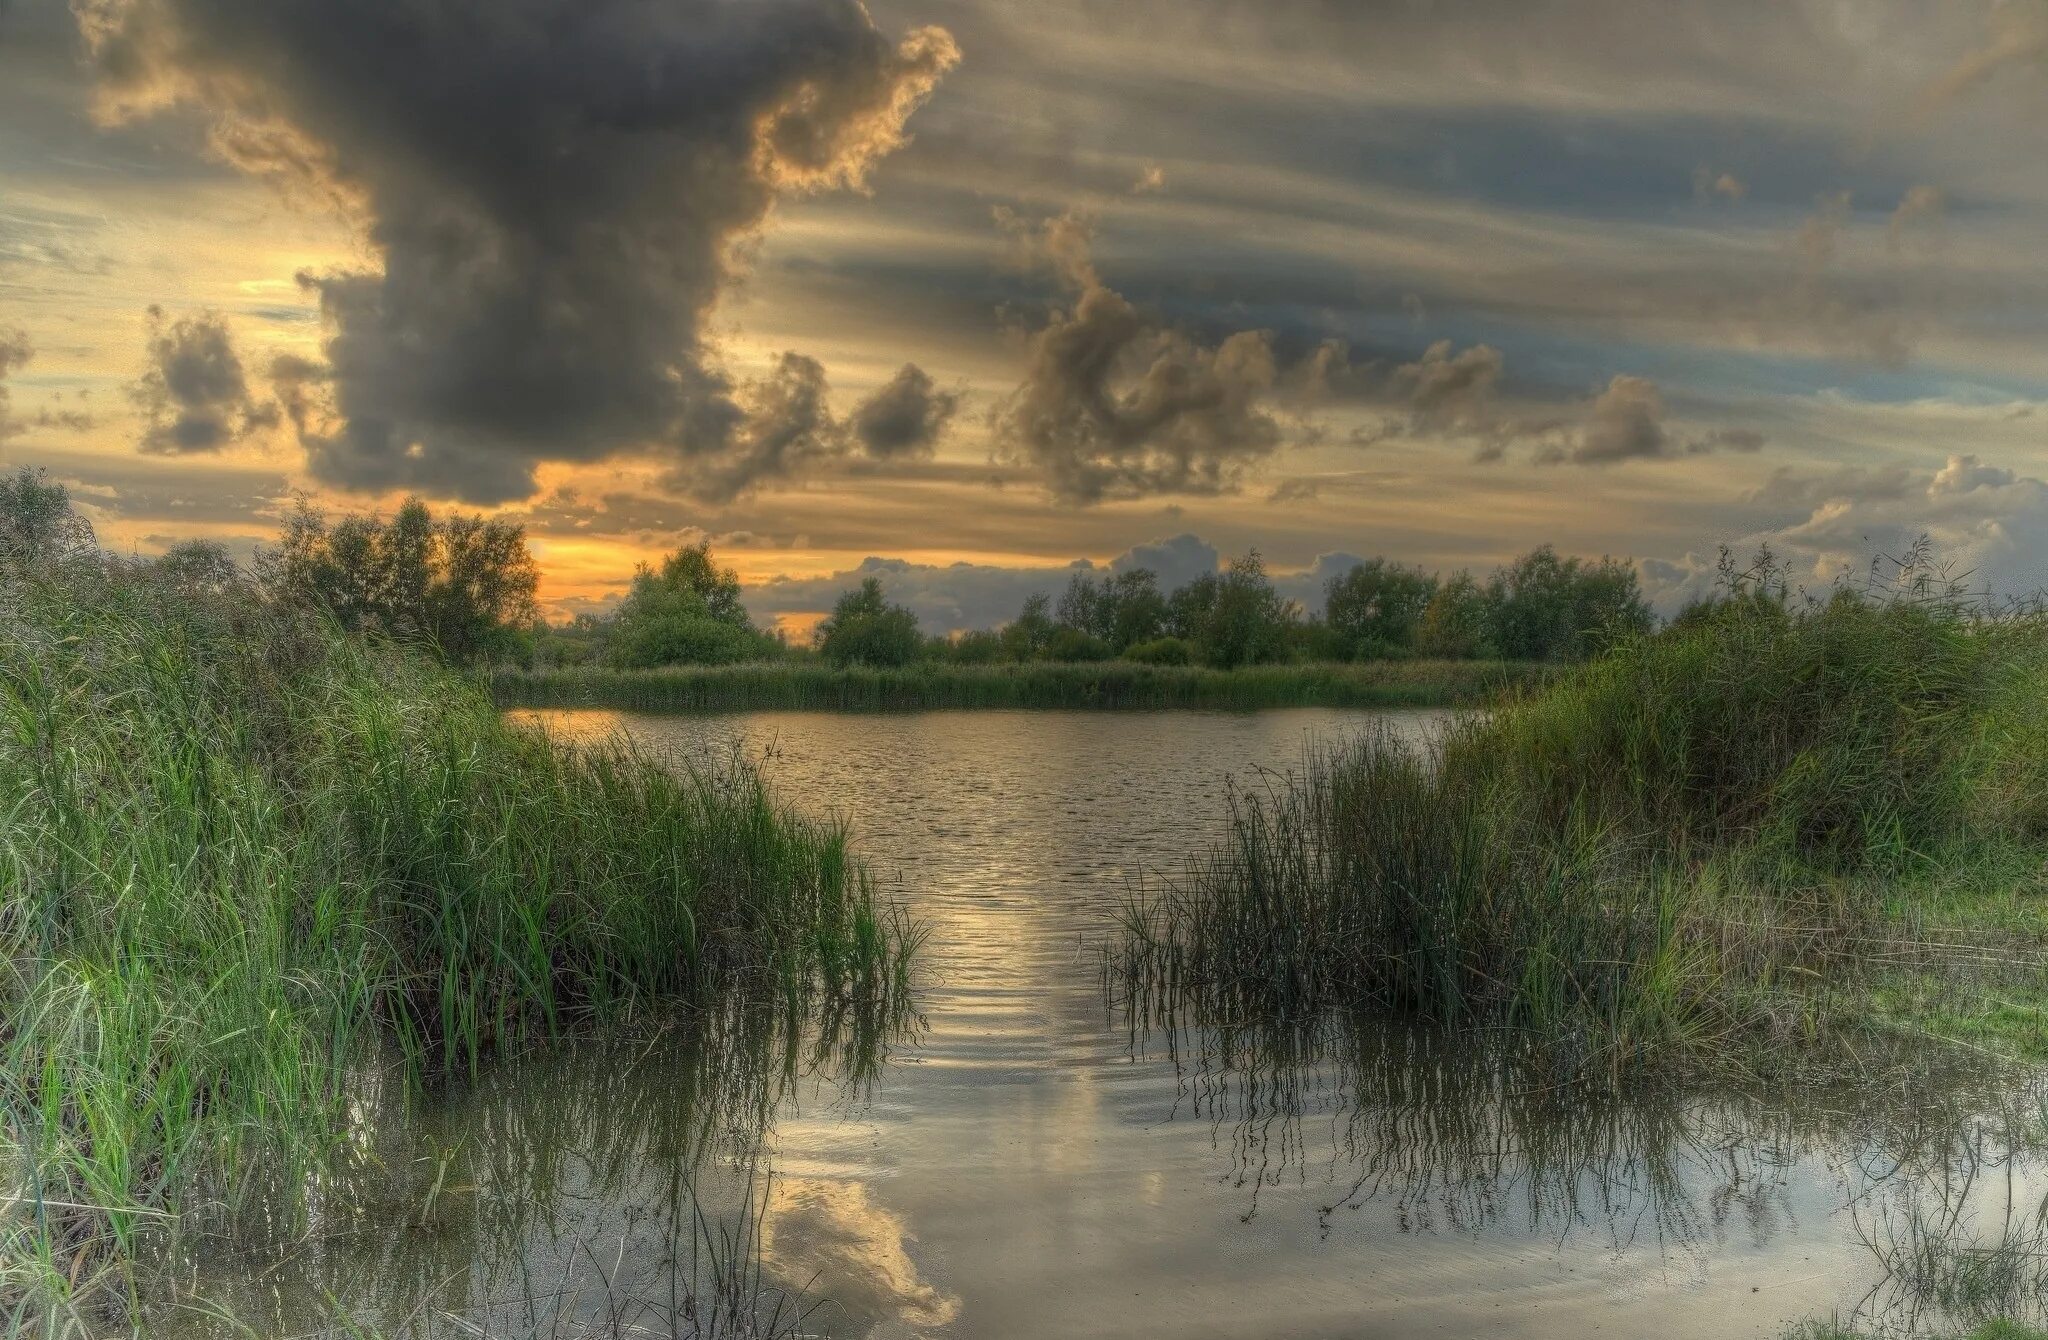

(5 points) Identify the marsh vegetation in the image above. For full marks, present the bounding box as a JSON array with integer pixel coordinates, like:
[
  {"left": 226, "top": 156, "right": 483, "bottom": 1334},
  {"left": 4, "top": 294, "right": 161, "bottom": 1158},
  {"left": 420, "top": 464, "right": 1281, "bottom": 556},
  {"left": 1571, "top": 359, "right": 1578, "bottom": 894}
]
[
  {"left": 0, "top": 474, "right": 911, "bottom": 1330},
  {"left": 1118, "top": 546, "right": 2048, "bottom": 1070}
]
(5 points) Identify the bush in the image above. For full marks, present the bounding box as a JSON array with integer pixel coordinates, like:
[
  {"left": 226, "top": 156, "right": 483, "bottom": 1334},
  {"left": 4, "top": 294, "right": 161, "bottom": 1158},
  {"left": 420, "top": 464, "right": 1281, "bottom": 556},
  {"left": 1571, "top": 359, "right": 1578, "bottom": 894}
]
[
  {"left": 944, "top": 627, "right": 1011, "bottom": 664},
  {"left": 1124, "top": 636, "right": 1195, "bottom": 666},
  {"left": 1046, "top": 627, "right": 1113, "bottom": 662}
]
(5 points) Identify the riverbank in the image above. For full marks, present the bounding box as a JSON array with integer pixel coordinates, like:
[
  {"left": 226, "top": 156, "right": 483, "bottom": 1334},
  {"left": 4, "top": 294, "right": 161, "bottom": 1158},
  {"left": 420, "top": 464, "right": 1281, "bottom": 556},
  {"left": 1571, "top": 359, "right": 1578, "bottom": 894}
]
[
  {"left": 1117, "top": 579, "right": 2048, "bottom": 1074},
  {"left": 0, "top": 561, "right": 908, "bottom": 1322},
  {"left": 489, "top": 658, "right": 1553, "bottom": 712}
]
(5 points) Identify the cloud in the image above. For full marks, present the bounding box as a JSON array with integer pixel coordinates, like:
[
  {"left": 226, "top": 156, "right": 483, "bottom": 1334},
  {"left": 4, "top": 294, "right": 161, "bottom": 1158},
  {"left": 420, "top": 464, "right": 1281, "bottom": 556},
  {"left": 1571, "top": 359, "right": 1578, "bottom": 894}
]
[
  {"left": 0, "top": 329, "right": 96, "bottom": 440},
  {"left": 1889, "top": 184, "right": 1946, "bottom": 252},
  {"left": 1692, "top": 166, "right": 1746, "bottom": 202},
  {"left": 74, "top": 0, "right": 957, "bottom": 502},
  {"left": 1782, "top": 191, "right": 1915, "bottom": 365},
  {"left": 1534, "top": 375, "right": 1767, "bottom": 466},
  {"left": 1108, "top": 531, "right": 1218, "bottom": 592},
  {"left": 1357, "top": 343, "right": 1762, "bottom": 467},
  {"left": 1131, "top": 163, "right": 1166, "bottom": 194},
  {"left": 745, "top": 531, "right": 1233, "bottom": 633},
  {"left": 746, "top": 553, "right": 1088, "bottom": 634},
  {"left": 1918, "top": 2, "right": 2048, "bottom": 115},
  {"left": 1385, "top": 339, "right": 1505, "bottom": 437},
  {"left": 657, "top": 355, "right": 965, "bottom": 500},
  {"left": 1543, "top": 374, "right": 1666, "bottom": 464},
  {"left": 849, "top": 363, "right": 960, "bottom": 458},
  {"left": 0, "top": 329, "right": 31, "bottom": 440},
  {"left": 739, "top": 532, "right": 1383, "bottom": 632},
  {"left": 1266, "top": 476, "right": 1322, "bottom": 504},
  {"left": 132, "top": 307, "right": 276, "bottom": 454},
  {"left": 668, "top": 351, "right": 841, "bottom": 504},
  {"left": 1641, "top": 452, "right": 2048, "bottom": 613},
  {"left": 992, "top": 211, "right": 1288, "bottom": 504}
]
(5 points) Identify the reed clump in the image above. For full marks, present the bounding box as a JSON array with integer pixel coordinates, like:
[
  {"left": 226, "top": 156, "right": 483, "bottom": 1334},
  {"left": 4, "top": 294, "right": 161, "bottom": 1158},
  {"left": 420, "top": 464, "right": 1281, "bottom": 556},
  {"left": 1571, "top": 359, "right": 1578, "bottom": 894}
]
[
  {"left": 490, "top": 658, "right": 1550, "bottom": 713},
  {"left": 1120, "top": 565, "right": 2048, "bottom": 1069},
  {"left": 0, "top": 561, "right": 910, "bottom": 1319}
]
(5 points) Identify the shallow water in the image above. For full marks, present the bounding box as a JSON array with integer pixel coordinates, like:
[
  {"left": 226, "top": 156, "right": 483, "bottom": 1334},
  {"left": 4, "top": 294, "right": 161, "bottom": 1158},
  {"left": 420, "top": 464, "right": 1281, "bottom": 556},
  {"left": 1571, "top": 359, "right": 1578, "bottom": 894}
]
[{"left": 189, "top": 708, "right": 2048, "bottom": 1338}]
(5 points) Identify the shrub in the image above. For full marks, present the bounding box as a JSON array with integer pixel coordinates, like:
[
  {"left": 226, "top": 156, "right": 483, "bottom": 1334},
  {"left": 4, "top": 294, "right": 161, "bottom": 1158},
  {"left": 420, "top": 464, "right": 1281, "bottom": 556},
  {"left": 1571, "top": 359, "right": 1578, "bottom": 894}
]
[
  {"left": 1046, "top": 627, "right": 1113, "bottom": 662},
  {"left": 1124, "top": 635, "right": 1195, "bottom": 666}
]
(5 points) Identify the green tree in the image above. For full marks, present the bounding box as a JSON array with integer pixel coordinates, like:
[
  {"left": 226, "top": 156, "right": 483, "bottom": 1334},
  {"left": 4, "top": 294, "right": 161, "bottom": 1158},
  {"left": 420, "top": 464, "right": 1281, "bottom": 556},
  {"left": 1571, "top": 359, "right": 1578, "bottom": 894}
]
[
  {"left": 258, "top": 497, "right": 539, "bottom": 664},
  {"left": 1168, "top": 551, "right": 1299, "bottom": 667},
  {"left": 0, "top": 467, "right": 96, "bottom": 572},
  {"left": 816, "top": 577, "right": 924, "bottom": 667},
  {"left": 1485, "top": 545, "right": 1652, "bottom": 661},
  {"left": 605, "top": 541, "right": 772, "bottom": 668},
  {"left": 156, "top": 539, "right": 240, "bottom": 593},
  {"left": 1057, "top": 569, "right": 1165, "bottom": 652},
  {"left": 1416, "top": 571, "right": 1493, "bottom": 658},
  {"left": 1324, "top": 558, "right": 1437, "bottom": 659},
  {"left": 1000, "top": 591, "right": 1058, "bottom": 661}
]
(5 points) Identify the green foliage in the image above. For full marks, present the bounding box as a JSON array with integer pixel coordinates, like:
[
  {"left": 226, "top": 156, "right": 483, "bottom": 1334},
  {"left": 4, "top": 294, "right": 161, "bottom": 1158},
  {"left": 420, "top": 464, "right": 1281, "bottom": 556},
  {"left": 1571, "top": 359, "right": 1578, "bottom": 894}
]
[
  {"left": 0, "top": 466, "right": 96, "bottom": 572},
  {"left": 816, "top": 576, "right": 925, "bottom": 667},
  {"left": 0, "top": 548, "right": 906, "bottom": 1310},
  {"left": 1123, "top": 566, "right": 2048, "bottom": 1067},
  {"left": 1124, "top": 635, "right": 1195, "bottom": 666},
  {"left": 944, "top": 627, "right": 1010, "bottom": 664},
  {"left": 1000, "top": 591, "right": 1058, "bottom": 661},
  {"left": 1787, "top": 1322, "right": 2048, "bottom": 1340},
  {"left": 1324, "top": 558, "right": 1436, "bottom": 659},
  {"left": 1415, "top": 571, "right": 1492, "bottom": 658},
  {"left": 154, "top": 538, "right": 239, "bottom": 593},
  {"left": 258, "top": 496, "right": 540, "bottom": 664},
  {"left": 1045, "top": 626, "right": 1113, "bottom": 662},
  {"left": 1167, "top": 551, "right": 1300, "bottom": 668},
  {"left": 1484, "top": 544, "right": 1653, "bottom": 661},
  {"left": 1056, "top": 569, "right": 1169, "bottom": 652},
  {"left": 606, "top": 542, "right": 777, "bottom": 669}
]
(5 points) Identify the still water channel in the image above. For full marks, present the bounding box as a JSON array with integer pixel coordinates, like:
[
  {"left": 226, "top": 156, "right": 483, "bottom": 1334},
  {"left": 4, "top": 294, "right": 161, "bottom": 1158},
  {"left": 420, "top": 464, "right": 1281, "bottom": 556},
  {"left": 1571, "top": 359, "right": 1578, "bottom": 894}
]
[{"left": 195, "top": 708, "right": 2048, "bottom": 1338}]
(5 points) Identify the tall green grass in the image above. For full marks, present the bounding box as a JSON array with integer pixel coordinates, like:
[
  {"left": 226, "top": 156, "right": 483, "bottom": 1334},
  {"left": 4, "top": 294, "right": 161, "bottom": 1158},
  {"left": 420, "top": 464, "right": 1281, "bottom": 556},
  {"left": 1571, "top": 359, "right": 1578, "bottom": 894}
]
[
  {"left": 1119, "top": 583, "right": 2048, "bottom": 1069},
  {"left": 0, "top": 563, "right": 910, "bottom": 1321},
  {"left": 490, "top": 658, "right": 1550, "bottom": 712}
]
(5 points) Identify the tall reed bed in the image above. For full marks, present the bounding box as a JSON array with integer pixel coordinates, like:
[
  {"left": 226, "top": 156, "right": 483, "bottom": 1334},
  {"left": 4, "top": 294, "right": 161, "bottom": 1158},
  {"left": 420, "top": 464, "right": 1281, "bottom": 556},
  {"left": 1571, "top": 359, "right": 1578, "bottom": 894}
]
[
  {"left": 1119, "top": 583, "right": 2048, "bottom": 1069},
  {"left": 490, "top": 658, "right": 1550, "bottom": 713},
  {"left": 0, "top": 563, "right": 910, "bottom": 1321}
]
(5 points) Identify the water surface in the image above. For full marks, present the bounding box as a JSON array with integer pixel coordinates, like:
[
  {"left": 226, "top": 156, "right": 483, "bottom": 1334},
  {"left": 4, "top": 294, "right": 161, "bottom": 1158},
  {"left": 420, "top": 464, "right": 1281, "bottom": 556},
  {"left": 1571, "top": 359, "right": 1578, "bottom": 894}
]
[{"left": 203, "top": 709, "right": 2048, "bottom": 1337}]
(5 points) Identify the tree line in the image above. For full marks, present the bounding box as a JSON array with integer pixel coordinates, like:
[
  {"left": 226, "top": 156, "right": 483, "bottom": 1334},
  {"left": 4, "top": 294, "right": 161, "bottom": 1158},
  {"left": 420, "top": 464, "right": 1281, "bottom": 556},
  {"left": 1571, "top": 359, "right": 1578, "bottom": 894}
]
[
  {"left": 0, "top": 467, "right": 1653, "bottom": 671},
  {"left": 540, "top": 535, "right": 1654, "bottom": 671}
]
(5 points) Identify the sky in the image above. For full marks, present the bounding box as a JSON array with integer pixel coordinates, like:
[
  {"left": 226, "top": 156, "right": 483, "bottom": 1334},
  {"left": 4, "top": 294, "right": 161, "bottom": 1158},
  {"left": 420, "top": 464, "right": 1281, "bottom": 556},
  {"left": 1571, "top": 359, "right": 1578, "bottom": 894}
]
[{"left": 8, "top": 0, "right": 2048, "bottom": 633}]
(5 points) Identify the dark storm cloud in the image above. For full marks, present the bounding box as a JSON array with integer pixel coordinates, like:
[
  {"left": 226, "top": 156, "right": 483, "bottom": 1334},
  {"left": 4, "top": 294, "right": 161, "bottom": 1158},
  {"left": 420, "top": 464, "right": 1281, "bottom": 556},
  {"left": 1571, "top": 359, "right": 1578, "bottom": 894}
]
[
  {"left": 660, "top": 354, "right": 971, "bottom": 501},
  {"left": 74, "top": 0, "right": 957, "bottom": 501},
  {"left": 993, "top": 212, "right": 1289, "bottom": 504},
  {"left": 132, "top": 307, "right": 275, "bottom": 454},
  {"left": 672, "top": 352, "right": 842, "bottom": 504},
  {"left": 850, "top": 363, "right": 960, "bottom": 458}
]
